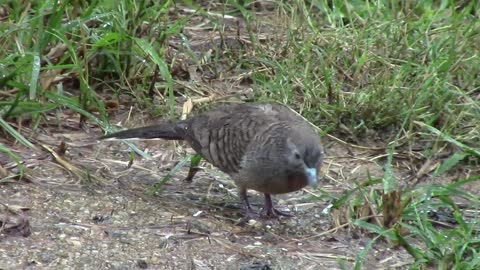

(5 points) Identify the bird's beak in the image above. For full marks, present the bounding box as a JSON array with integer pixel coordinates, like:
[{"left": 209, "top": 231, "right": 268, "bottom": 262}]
[{"left": 305, "top": 167, "right": 318, "bottom": 187}]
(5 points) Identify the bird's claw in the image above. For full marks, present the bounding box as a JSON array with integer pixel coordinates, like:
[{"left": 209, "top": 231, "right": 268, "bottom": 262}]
[
  {"left": 236, "top": 210, "right": 257, "bottom": 226},
  {"left": 262, "top": 207, "right": 293, "bottom": 218}
]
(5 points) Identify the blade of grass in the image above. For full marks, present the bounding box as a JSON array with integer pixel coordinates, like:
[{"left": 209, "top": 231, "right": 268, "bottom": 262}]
[
  {"left": 149, "top": 154, "right": 192, "bottom": 194},
  {"left": 415, "top": 121, "right": 480, "bottom": 157},
  {"left": 28, "top": 54, "right": 40, "bottom": 100},
  {"left": 134, "top": 38, "right": 174, "bottom": 116},
  {"left": 0, "top": 118, "right": 36, "bottom": 149}
]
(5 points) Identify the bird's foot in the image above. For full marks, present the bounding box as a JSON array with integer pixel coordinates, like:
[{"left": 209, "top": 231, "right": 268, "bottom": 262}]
[
  {"left": 236, "top": 209, "right": 257, "bottom": 226},
  {"left": 261, "top": 193, "right": 293, "bottom": 219},
  {"left": 261, "top": 207, "right": 293, "bottom": 218},
  {"left": 236, "top": 189, "right": 258, "bottom": 225}
]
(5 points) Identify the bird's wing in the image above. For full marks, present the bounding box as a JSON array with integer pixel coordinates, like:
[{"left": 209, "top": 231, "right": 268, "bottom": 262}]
[{"left": 177, "top": 103, "right": 278, "bottom": 174}]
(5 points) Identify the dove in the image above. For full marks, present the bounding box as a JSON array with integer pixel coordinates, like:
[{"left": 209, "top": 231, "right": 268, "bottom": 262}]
[{"left": 101, "top": 102, "right": 324, "bottom": 221}]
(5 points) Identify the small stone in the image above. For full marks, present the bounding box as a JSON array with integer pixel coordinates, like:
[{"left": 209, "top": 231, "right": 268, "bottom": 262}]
[
  {"left": 136, "top": 259, "right": 148, "bottom": 269},
  {"left": 39, "top": 251, "right": 56, "bottom": 264}
]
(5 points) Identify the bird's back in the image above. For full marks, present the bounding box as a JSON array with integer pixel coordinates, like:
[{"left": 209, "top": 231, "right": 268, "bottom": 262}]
[{"left": 176, "top": 102, "right": 318, "bottom": 175}]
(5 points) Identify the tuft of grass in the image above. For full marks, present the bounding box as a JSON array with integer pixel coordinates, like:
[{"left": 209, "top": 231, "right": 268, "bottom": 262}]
[
  {"left": 335, "top": 173, "right": 480, "bottom": 269},
  {"left": 249, "top": 1, "right": 480, "bottom": 146}
]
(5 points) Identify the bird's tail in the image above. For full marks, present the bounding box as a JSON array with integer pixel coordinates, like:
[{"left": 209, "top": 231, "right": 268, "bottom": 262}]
[{"left": 99, "top": 122, "right": 184, "bottom": 141}]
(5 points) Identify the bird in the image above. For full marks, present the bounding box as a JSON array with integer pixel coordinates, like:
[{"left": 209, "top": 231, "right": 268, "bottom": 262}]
[{"left": 100, "top": 102, "right": 324, "bottom": 222}]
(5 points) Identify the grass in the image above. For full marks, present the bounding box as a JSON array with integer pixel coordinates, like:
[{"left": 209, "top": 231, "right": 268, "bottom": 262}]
[{"left": 1, "top": 0, "right": 479, "bottom": 268}]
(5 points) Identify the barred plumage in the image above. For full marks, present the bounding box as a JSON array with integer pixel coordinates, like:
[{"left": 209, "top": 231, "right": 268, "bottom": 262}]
[{"left": 100, "top": 102, "right": 324, "bottom": 222}]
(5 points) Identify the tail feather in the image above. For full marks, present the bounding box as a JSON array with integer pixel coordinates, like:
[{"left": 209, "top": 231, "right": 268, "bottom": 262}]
[{"left": 100, "top": 122, "right": 184, "bottom": 141}]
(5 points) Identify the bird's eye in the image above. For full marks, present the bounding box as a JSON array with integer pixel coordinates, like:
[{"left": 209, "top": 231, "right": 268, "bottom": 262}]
[{"left": 294, "top": 152, "right": 301, "bottom": 159}]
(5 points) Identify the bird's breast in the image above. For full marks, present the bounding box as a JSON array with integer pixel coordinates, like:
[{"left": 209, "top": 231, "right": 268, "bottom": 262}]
[
  {"left": 286, "top": 174, "right": 309, "bottom": 193},
  {"left": 236, "top": 173, "right": 309, "bottom": 195}
]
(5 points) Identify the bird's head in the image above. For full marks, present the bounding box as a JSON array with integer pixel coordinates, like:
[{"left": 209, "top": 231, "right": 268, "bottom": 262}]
[{"left": 284, "top": 137, "right": 324, "bottom": 188}]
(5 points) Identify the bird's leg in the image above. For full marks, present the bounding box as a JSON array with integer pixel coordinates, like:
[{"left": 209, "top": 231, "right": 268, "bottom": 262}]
[
  {"left": 184, "top": 167, "right": 200, "bottom": 182},
  {"left": 240, "top": 189, "right": 253, "bottom": 213},
  {"left": 262, "top": 193, "right": 293, "bottom": 218},
  {"left": 238, "top": 189, "right": 255, "bottom": 224}
]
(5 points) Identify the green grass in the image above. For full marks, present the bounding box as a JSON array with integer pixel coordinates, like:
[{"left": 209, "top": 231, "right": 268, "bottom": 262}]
[{"left": 1, "top": 0, "right": 479, "bottom": 268}]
